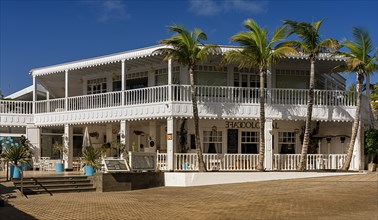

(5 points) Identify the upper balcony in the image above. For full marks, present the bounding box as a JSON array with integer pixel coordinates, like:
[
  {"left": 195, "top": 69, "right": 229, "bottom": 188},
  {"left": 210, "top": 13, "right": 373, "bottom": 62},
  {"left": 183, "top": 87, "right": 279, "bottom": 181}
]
[{"left": 1, "top": 85, "right": 365, "bottom": 127}]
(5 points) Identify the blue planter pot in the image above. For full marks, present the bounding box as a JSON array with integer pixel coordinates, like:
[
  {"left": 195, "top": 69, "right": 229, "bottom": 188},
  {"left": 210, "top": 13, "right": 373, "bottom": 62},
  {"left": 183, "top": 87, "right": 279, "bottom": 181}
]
[
  {"left": 85, "top": 165, "right": 94, "bottom": 176},
  {"left": 11, "top": 165, "right": 22, "bottom": 179},
  {"left": 56, "top": 163, "right": 64, "bottom": 173},
  {"left": 10, "top": 165, "right": 14, "bottom": 178}
]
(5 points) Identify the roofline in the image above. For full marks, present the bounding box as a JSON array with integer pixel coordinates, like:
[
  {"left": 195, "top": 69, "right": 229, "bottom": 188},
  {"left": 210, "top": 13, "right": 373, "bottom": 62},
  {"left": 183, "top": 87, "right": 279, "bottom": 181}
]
[
  {"left": 5, "top": 84, "right": 46, "bottom": 99},
  {"left": 29, "top": 44, "right": 346, "bottom": 77}
]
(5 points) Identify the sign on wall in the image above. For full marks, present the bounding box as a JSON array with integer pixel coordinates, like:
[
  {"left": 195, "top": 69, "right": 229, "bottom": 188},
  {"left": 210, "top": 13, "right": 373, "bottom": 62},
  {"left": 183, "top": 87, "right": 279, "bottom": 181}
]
[{"left": 103, "top": 159, "right": 130, "bottom": 172}]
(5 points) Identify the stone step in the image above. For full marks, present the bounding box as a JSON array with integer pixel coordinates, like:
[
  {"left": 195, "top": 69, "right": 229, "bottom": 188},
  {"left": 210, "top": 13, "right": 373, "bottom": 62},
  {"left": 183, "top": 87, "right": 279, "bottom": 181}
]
[
  {"left": 12, "top": 175, "right": 95, "bottom": 195},
  {"left": 20, "top": 187, "right": 96, "bottom": 195},
  {"left": 13, "top": 179, "right": 91, "bottom": 185},
  {"left": 15, "top": 182, "right": 93, "bottom": 189}
]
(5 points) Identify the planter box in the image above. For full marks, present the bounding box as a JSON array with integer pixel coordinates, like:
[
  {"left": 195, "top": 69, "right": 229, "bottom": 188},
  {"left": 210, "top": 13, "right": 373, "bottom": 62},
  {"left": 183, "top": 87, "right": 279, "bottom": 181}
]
[{"left": 368, "top": 163, "right": 376, "bottom": 172}]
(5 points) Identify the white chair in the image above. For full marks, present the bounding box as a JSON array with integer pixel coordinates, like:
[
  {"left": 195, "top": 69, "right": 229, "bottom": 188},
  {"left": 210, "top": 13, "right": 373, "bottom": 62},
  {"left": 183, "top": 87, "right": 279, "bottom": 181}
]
[{"left": 32, "top": 157, "right": 42, "bottom": 171}]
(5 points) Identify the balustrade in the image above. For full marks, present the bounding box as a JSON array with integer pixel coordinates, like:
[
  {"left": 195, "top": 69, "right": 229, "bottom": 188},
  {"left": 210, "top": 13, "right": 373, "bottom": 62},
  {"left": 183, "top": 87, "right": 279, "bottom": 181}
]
[
  {"left": 0, "top": 100, "right": 33, "bottom": 114},
  {"left": 4, "top": 86, "right": 358, "bottom": 115}
]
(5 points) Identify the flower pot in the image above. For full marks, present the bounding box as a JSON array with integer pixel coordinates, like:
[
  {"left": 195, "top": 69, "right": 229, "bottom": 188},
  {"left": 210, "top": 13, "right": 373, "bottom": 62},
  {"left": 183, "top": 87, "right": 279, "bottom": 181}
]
[
  {"left": 85, "top": 165, "right": 94, "bottom": 176},
  {"left": 368, "top": 163, "right": 376, "bottom": 172},
  {"left": 56, "top": 163, "right": 64, "bottom": 173},
  {"left": 11, "top": 165, "right": 22, "bottom": 179}
]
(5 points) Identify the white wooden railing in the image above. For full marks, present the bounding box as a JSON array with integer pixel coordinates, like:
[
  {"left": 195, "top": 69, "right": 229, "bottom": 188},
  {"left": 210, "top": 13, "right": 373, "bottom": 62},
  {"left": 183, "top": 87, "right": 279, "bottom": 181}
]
[
  {"left": 157, "top": 151, "right": 168, "bottom": 171},
  {"left": 0, "top": 100, "right": 33, "bottom": 114},
  {"left": 35, "top": 98, "right": 65, "bottom": 113},
  {"left": 222, "top": 154, "right": 259, "bottom": 171},
  {"left": 274, "top": 154, "right": 352, "bottom": 171},
  {"left": 158, "top": 153, "right": 353, "bottom": 172},
  {"left": 68, "top": 91, "right": 122, "bottom": 111},
  {"left": 175, "top": 153, "right": 198, "bottom": 171},
  {"left": 5, "top": 86, "right": 358, "bottom": 115},
  {"left": 125, "top": 85, "right": 168, "bottom": 105}
]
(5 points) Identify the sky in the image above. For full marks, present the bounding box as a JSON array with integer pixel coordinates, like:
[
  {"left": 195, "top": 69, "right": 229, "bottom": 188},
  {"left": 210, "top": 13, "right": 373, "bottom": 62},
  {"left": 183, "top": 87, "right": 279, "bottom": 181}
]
[{"left": 0, "top": 0, "right": 377, "bottom": 96}]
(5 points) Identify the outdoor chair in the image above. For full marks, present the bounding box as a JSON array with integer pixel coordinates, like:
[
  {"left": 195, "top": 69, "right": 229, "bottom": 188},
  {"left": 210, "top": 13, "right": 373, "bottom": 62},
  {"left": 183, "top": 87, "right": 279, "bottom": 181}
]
[{"left": 32, "top": 157, "right": 42, "bottom": 171}]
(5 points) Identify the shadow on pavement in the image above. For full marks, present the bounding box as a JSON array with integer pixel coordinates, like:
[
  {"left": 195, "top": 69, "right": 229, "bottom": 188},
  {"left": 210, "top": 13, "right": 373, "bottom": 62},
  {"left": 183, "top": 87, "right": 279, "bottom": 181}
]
[{"left": 0, "top": 203, "right": 36, "bottom": 220}]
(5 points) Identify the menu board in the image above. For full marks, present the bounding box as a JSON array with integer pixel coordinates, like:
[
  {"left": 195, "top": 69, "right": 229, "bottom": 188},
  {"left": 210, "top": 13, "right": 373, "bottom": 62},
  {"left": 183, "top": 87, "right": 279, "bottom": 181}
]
[
  {"left": 129, "top": 152, "right": 156, "bottom": 171},
  {"left": 227, "top": 129, "right": 238, "bottom": 153},
  {"left": 103, "top": 159, "right": 130, "bottom": 172}
]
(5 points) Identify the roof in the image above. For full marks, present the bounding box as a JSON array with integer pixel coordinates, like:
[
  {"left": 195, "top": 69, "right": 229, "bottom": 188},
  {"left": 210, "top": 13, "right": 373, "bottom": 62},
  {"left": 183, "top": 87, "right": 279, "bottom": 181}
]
[
  {"left": 29, "top": 44, "right": 346, "bottom": 77},
  {"left": 5, "top": 84, "right": 46, "bottom": 100}
]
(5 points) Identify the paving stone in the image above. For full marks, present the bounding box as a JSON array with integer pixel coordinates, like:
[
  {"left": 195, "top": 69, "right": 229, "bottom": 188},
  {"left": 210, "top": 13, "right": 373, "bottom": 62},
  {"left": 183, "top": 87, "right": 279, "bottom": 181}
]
[{"left": 0, "top": 173, "right": 377, "bottom": 220}]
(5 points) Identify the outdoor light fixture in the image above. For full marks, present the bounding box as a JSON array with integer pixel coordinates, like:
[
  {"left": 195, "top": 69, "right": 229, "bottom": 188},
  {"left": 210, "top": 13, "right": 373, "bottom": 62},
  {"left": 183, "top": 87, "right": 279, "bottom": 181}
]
[
  {"left": 119, "top": 131, "right": 125, "bottom": 139},
  {"left": 340, "top": 136, "right": 346, "bottom": 143}
]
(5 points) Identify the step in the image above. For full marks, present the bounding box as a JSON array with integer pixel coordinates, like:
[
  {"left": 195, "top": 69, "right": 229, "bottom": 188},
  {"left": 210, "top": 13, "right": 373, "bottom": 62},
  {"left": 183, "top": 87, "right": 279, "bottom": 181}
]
[
  {"left": 17, "top": 176, "right": 89, "bottom": 181},
  {"left": 21, "top": 187, "right": 96, "bottom": 195},
  {"left": 13, "top": 179, "right": 91, "bottom": 185},
  {"left": 15, "top": 183, "right": 93, "bottom": 189}
]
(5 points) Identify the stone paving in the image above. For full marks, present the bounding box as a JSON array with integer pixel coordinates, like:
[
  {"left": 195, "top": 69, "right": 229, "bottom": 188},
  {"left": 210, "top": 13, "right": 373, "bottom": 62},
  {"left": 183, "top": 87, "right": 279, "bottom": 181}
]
[{"left": 0, "top": 173, "right": 377, "bottom": 220}]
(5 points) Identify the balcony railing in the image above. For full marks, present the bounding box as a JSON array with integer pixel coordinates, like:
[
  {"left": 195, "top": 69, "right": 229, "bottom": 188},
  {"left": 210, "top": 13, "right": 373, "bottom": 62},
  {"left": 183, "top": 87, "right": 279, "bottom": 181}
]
[
  {"left": 0, "top": 100, "right": 33, "bottom": 114},
  {"left": 1, "top": 85, "right": 357, "bottom": 114}
]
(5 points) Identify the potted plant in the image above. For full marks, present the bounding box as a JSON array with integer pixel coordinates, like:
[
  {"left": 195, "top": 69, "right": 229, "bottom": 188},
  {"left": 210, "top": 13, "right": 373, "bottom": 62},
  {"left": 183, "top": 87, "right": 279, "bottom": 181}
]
[
  {"left": 111, "top": 141, "right": 126, "bottom": 158},
  {"left": 365, "top": 129, "right": 378, "bottom": 172},
  {"left": 82, "top": 146, "right": 100, "bottom": 176},
  {"left": 1, "top": 146, "right": 30, "bottom": 179},
  {"left": 101, "top": 143, "right": 111, "bottom": 158},
  {"left": 52, "top": 141, "right": 66, "bottom": 172}
]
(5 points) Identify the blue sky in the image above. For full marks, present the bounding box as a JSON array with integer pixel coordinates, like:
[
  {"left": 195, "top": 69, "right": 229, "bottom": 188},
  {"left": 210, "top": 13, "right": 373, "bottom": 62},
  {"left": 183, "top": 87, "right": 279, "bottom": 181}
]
[{"left": 0, "top": 0, "right": 377, "bottom": 96}]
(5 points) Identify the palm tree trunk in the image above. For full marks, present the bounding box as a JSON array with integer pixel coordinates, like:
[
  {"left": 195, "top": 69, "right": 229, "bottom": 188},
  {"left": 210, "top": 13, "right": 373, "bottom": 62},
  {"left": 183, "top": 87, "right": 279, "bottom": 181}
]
[
  {"left": 298, "top": 58, "right": 316, "bottom": 171},
  {"left": 257, "top": 67, "right": 266, "bottom": 171},
  {"left": 189, "top": 66, "right": 207, "bottom": 172},
  {"left": 342, "top": 72, "right": 363, "bottom": 171}
]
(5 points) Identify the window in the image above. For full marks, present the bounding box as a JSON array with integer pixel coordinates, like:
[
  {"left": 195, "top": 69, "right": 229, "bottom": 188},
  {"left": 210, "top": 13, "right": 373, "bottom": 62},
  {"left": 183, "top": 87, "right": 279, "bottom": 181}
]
[
  {"left": 241, "top": 131, "right": 259, "bottom": 153},
  {"left": 279, "top": 132, "right": 296, "bottom": 154},
  {"left": 203, "top": 130, "right": 222, "bottom": 153},
  {"left": 87, "top": 78, "right": 107, "bottom": 94}
]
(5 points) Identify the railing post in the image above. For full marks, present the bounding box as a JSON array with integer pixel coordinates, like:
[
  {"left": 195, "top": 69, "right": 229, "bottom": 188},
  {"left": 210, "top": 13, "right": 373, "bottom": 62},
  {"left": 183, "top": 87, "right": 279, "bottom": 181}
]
[
  {"left": 168, "top": 58, "right": 172, "bottom": 102},
  {"left": 121, "top": 59, "right": 126, "bottom": 106},
  {"left": 64, "top": 70, "right": 69, "bottom": 111}
]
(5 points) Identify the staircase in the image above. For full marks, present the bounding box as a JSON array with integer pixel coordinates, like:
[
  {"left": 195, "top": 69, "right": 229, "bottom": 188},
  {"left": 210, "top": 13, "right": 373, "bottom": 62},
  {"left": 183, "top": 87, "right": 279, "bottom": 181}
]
[{"left": 13, "top": 176, "right": 96, "bottom": 195}]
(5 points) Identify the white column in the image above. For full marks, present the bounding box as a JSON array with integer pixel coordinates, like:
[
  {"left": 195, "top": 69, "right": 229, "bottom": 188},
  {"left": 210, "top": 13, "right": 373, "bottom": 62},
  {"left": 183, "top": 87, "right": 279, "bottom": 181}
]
[
  {"left": 264, "top": 119, "right": 273, "bottom": 170},
  {"left": 167, "top": 117, "right": 176, "bottom": 171},
  {"left": 168, "top": 58, "right": 172, "bottom": 101},
  {"left": 120, "top": 120, "right": 129, "bottom": 151},
  {"left": 63, "top": 124, "right": 73, "bottom": 170},
  {"left": 121, "top": 60, "right": 126, "bottom": 105},
  {"left": 32, "top": 76, "right": 37, "bottom": 114},
  {"left": 46, "top": 91, "right": 50, "bottom": 112},
  {"left": 64, "top": 70, "right": 69, "bottom": 111},
  {"left": 26, "top": 124, "right": 41, "bottom": 160}
]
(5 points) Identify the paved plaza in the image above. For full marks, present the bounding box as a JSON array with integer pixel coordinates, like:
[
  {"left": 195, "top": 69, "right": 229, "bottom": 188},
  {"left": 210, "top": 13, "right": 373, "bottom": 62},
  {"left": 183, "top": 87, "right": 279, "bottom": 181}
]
[{"left": 0, "top": 173, "right": 377, "bottom": 220}]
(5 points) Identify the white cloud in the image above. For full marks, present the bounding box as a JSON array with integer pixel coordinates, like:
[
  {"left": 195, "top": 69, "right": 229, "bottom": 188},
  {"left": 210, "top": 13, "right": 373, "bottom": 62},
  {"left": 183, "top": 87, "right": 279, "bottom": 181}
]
[
  {"left": 82, "top": 0, "right": 130, "bottom": 22},
  {"left": 189, "top": 0, "right": 268, "bottom": 16}
]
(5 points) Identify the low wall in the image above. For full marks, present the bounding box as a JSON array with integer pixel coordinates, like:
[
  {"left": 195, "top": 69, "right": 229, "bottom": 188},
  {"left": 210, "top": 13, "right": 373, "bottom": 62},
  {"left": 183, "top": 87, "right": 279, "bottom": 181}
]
[
  {"left": 164, "top": 172, "right": 362, "bottom": 187},
  {"left": 93, "top": 172, "right": 165, "bottom": 192}
]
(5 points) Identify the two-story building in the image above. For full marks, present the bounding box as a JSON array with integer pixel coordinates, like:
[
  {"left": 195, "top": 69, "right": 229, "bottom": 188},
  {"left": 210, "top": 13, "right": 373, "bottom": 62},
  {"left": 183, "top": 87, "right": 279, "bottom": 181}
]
[{"left": 0, "top": 45, "right": 372, "bottom": 171}]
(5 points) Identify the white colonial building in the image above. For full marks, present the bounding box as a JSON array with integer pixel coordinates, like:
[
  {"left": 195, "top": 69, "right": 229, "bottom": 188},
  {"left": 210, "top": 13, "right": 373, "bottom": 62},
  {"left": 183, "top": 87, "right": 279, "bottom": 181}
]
[{"left": 0, "top": 45, "right": 373, "bottom": 171}]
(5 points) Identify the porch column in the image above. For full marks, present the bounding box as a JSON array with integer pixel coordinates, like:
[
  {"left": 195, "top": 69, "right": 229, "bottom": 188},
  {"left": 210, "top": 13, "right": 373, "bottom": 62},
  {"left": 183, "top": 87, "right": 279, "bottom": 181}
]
[
  {"left": 26, "top": 124, "right": 41, "bottom": 160},
  {"left": 46, "top": 91, "right": 50, "bottom": 112},
  {"left": 167, "top": 117, "right": 176, "bottom": 171},
  {"left": 120, "top": 120, "right": 129, "bottom": 151},
  {"left": 168, "top": 58, "right": 172, "bottom": 101},
  {"left": 264, "top": 119, "right": 273, "bottom": 170},
  {"left": 121, "top": 60, "right": 126, "bottom": 106},
  {"left": 64, "top": 70, "right": 69, "bottom": 111},
  {"left": 32, "top": 76, "right": 37, "bottom": 114},
  {"left": 63, "top": 124, "right": 73, "bottom": 170}
]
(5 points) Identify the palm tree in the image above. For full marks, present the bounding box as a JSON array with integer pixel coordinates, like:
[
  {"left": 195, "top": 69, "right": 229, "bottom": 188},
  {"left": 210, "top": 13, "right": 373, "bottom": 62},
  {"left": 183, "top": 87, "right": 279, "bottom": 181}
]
[
  {"left": 334, "top": 27, "right": 377, "bottom": 171},
  {"left": 283, "top": 19, "right": 340, "bottom": 171},
  {"left": 225, "top": 19, "right": 297, "bottom": 171},
  {"left": 156, "top": 25, "right": 219, "bottom": 172}
]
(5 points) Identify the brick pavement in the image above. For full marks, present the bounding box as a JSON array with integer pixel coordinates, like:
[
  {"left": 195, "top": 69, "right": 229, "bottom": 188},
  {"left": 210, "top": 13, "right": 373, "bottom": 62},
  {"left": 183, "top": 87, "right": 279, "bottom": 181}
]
[{"left": 0, "top": 173, "right": 377, "bottom": 220}]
